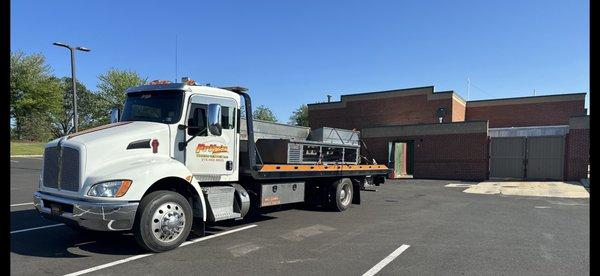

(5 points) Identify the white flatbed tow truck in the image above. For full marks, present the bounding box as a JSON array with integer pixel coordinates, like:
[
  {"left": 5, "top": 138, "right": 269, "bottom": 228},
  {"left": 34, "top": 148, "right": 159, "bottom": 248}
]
[{"left": 33, "top": 79, "right": 389, "bottom": 252}]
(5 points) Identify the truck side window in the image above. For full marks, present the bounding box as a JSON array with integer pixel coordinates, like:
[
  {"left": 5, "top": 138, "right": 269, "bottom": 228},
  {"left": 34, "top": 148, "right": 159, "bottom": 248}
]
[
  {"left": 188, "top": 104, "right": 207, "bottom": 136},
  {"left": 221, "top": 106, "right": 235, "bottom": 129}
]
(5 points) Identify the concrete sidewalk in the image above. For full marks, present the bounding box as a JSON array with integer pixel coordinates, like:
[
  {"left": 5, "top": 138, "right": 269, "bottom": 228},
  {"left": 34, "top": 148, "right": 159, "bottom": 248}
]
[{"left": 447, "top": 181, "right": 589, "bottom": 198}]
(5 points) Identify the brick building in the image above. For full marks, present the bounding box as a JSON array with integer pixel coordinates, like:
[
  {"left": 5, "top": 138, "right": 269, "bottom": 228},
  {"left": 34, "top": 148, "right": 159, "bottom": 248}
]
[{"left": 308, "top": 86, "right": 589, "bottom": 181}]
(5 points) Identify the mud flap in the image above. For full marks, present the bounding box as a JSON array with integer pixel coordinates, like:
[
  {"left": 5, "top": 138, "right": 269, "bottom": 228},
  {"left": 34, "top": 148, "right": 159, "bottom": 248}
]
[{"left": 191, "top": 217, "right": 205, "bottom": 237}]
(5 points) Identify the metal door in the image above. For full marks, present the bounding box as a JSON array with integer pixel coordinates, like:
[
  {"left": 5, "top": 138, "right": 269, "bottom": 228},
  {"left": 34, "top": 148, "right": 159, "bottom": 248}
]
[
  {"left": 526, "top": 136, "right": 564, "bottom": 180},
  {"left": 184, "top": 94, "right": 237, "bottom": 178},
  {"left": 489, "top": 137, "right": 526, "bottom": 179},
  {"left": 394, "top": 142, "right": 407, "bottom": 177}
]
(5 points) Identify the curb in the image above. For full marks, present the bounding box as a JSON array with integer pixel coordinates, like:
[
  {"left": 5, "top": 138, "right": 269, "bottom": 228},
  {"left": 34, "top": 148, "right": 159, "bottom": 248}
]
[{"left": 10, "top": 155, "right": 43, "bottom": 158}]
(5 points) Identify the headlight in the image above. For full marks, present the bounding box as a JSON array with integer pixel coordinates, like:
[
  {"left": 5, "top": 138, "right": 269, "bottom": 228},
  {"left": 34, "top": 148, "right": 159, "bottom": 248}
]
[{"left": 87, "top": 180, "right": 133, "bottom": 197}]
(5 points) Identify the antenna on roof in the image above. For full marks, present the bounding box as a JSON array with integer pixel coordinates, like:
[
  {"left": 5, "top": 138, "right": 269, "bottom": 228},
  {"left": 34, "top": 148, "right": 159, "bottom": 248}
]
[
  {"left": 467, "top": 77, "right": 470, "bottom": 101},
  {"left": 175, "top": 35, "right": 178, "bottom": 83}
]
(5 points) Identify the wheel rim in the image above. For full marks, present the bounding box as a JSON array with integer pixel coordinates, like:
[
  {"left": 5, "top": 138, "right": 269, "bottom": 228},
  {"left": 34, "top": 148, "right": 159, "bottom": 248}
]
[
  {"left": 151, "top": 202, "right": 186, "bottom": 242},
  {"left": 340, "top": 184, "right": 352, "bottom": 206}
]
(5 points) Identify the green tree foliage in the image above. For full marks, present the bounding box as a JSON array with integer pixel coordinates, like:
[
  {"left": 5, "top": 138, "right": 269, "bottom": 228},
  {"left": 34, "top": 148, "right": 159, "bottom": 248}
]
[
  {"left": 49, "top": 77, "right": 108, "bottom": 137},
  {"left": 97, "top": 68, "right": 147, "bottom": 110},
  {"left": 289, "top": 104, "right": 309, "bottom": 126},
  {"left": 253, "top": 105, "right": 277, "bottom": 122},
  {"left": 10, "top": 51, "right": 62, "bottom": 141},
  {"left": 10, "top": 51, "right": 151, "bottom": 141},
  {"left": 240, "top": 104, "right": 246, "bottom": 118}
]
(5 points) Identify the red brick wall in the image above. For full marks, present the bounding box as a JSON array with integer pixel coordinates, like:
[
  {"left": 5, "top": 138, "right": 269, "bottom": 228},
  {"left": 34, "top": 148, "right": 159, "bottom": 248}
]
[
  {"left": 363, "top": 133, "right": 489, "bottom": 181},
  {"left": 309, "top": 94, "right": 454, "bottom": 130},
  {"left": 466, "top": 100, "right": 586, "bottom": 128},
  {"left": 565, "top": 129, "right": 590, "bottom": 180},
  {"left": 451, "top": 98, "right": 466, "bottom": 122}
]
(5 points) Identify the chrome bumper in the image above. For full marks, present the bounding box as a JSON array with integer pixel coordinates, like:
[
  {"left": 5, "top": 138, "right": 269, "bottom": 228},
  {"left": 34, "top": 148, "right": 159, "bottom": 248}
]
[{"left": 33, "top": 191, "right": 139, "bottom": 231}]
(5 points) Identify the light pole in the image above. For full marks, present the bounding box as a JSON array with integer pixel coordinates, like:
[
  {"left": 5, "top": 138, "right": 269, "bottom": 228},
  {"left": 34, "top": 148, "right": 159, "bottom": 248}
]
[{"left": 53, "top": 42, "right": 90, "bottom": 133}]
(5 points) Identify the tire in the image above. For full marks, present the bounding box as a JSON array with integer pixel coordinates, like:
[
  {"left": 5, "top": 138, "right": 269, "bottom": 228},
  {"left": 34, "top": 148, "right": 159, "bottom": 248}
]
[
  {"left": 330, "top": 178, "right": 353, "bottom": 212},
  {"left": 133, "top": 190, "right": 193, "bottom": 252}
]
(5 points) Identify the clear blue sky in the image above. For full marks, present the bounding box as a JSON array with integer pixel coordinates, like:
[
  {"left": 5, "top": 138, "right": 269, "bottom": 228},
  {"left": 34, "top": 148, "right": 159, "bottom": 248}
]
[{"left": 11, "top": 0, "right": 589, "bottom": 121}]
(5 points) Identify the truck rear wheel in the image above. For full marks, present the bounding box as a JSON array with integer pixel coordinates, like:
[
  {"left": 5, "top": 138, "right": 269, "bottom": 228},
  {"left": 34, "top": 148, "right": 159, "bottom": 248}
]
[
  {"left": 331, "top": 178, "right": 353, "bottom": 212},
  {"left": 134, "top": 190, "right": 192, "bottom": 252}
]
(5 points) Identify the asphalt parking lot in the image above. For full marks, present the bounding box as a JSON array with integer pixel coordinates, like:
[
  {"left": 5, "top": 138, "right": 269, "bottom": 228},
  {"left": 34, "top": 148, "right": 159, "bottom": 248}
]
[{"left": 11, "top": 157, "right": 589, "bottom": 275}]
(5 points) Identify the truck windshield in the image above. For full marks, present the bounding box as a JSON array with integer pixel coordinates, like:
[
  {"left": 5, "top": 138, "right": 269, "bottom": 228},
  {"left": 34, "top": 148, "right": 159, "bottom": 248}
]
[{"left": 121, "top": 90, "right": 184, "bottom": 124}]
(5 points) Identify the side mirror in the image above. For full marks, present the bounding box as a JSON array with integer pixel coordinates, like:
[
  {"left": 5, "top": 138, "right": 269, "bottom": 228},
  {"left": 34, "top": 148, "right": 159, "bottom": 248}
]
[
  {"left": 110, "top": 108, "right": 121, "bottom": 123},
  {"left": 208, "top": 103, "right": 222, "bottom": 136}
]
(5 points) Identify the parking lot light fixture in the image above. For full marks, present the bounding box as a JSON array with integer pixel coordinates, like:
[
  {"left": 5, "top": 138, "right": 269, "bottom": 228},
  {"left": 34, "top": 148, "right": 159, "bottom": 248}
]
[{"left": 53, "top": 42, "right": 91, "bottom": 133}]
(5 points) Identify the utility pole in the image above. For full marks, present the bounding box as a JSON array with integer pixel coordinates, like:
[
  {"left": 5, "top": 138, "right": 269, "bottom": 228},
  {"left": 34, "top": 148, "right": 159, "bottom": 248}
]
[
  {"left": 327, "top": 95, "right": 332, "bottom": 102},
  {"left": 53, "top": 42, "right": 90, "bottom": 133}
]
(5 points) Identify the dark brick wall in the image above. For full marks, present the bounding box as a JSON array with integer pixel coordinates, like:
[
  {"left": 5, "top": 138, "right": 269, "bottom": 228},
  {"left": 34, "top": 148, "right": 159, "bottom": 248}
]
[
  {"left": 308, "top": 88, "right": 586, "bottom": 181},
  {"left": 309, "top": 94, "right": 454, "bottom": 130},
  {"left": 310, "top": 90, "right": 585, "bottom": 130},
  {"left": 466, "top": 100, "right": 586, "bottom": 128},
  {"left": 363, "top": 133, "right": 489, "bottom": 181},
  {"left": 565, "top": 129, "right": 590, "bottom": 180}
]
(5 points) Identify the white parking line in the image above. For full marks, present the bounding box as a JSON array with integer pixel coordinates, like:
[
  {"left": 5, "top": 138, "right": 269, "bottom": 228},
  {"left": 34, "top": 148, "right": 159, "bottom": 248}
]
[
  {"left": 11, "top": 202, "right": 33, "bottom": 207},
  {"left": 362, "top": 244, "right": 410, "bottom": 276},
  {"left": 11, "top": 223, "right": 65, "bottom": 234},
  {"left": 64, "top": 224, "right": 258, "bottom": 276}
]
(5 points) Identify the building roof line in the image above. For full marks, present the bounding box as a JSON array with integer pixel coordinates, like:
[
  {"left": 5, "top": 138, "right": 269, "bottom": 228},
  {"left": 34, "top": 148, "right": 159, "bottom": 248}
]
[
  {"left": 363, "top": 120, "right": 489, "bottom": 129},
  {"left": 307, "top": 86, "right": 435, "bottom": 106},
  {"left": 466, "top": 92, "right": 587, "bottom": 103}
]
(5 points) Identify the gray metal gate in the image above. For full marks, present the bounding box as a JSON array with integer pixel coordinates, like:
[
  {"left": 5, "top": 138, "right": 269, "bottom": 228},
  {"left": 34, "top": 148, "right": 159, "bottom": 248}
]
[
  {"left": 489, "top": 136, "right": 565, "bottom": 180},
  {"left": 490, "top": 137, "right": 526, "bottom": 179},
  {"left": 526, "top": 136, "right": 564, "bottom": 180}
]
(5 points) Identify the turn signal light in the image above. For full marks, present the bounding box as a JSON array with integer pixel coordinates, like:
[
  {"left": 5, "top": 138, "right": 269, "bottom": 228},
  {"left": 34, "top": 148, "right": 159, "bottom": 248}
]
[{"left": 115, "top": 180, "right": 133, "bottom": 197}]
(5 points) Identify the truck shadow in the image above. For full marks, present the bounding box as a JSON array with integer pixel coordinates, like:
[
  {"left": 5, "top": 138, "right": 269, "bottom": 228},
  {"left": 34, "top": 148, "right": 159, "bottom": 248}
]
[{"left": 10, "top": 208, "right": 276, "bottom": 258}]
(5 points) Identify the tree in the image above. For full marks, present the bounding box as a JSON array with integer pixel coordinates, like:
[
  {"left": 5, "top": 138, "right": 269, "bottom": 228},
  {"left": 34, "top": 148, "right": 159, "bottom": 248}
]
[
  {"left": 240, "top": 104, "right": 246, "bottom": 118},
  {"left": 289, "top": 104, "right": 309, "bottom": 126},
  {"left": 97, "top": 69, "right": 147, "bottom": 110},
  {"left": 48, "top": 77, "right": 108, "bottom": 137},
  {"left": 10, "top": 51, "right": 62, "bottom": 141},
  {"left": 253, "top": 105, "right": 277, "bottom": 122}
]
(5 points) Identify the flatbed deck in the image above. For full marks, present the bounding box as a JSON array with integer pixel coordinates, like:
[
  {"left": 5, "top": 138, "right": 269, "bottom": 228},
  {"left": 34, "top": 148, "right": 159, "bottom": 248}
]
[{"left": 244, "top": 164, "right": 390, "bottom": 180}]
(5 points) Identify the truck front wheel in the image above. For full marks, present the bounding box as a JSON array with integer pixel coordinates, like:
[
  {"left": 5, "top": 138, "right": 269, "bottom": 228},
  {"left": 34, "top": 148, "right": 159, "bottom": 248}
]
[
  {"left": 331, "top": 178, "right": 353, "bottom": 212},
  {"left": 133, "top": 191, "right": 193, "bottom": 252}
]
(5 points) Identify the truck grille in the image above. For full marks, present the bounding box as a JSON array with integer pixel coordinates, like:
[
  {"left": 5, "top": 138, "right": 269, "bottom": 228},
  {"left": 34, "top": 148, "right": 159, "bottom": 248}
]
[
  {"left": 43, "top": 147, "right": 59, "bottom": 189},
  {"left": 43, "top": 146, "right": 81, "bottom": 192}
]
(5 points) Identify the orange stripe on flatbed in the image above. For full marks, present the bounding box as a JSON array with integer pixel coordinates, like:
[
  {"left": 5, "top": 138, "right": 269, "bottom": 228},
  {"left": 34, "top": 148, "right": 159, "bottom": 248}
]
[{"left": 259, "top": 164, "right": 388, "bottom": 172}]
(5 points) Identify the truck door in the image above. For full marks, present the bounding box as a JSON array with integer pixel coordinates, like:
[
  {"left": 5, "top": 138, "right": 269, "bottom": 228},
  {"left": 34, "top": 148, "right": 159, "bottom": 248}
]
[{"left": 184, "top": 94, "right": 237, "bottom": 179}]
